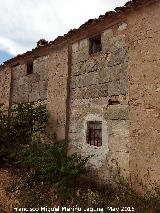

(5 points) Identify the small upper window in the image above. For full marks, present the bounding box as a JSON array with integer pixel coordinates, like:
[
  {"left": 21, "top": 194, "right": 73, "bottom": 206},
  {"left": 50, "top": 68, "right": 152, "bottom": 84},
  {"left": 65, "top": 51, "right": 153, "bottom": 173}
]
[
  {"left": 86, "top": 121, "right": 102, "bottom": 147},
  {"left": 27, "top": 62, "right": 33, "bottom": 75},
  {"left": 89, "top": 35, "right": 102, "bottom": 55}
]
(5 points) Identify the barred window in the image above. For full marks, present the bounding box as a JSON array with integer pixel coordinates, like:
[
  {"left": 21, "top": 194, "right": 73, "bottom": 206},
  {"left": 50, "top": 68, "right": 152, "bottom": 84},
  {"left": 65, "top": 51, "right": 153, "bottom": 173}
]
[{"left": 86, "top": 121, "right": 102, "bottom": 147}]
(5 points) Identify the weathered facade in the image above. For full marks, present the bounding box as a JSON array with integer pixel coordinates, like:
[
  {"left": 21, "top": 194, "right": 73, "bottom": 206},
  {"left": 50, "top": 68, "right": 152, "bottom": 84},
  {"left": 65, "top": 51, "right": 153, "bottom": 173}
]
[{"left": 0, "top": 0, "right": 160, "bottom": 190}]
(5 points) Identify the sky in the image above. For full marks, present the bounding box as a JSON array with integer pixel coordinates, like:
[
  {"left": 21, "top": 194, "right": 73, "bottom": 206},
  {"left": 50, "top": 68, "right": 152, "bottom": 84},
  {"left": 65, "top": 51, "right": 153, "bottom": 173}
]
[{"left": 0, "top": 0, "right": 127, "bottom": 64}]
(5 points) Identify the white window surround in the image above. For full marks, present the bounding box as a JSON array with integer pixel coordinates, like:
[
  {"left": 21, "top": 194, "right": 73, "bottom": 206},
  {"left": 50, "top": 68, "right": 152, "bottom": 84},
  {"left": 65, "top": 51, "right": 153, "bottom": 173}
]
[{"left": 81, "top": 114, "right": 109, "bottom": 168}]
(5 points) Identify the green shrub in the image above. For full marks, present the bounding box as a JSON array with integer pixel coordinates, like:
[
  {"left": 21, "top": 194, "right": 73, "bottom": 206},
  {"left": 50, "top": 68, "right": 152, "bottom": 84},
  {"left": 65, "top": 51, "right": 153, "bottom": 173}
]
[
  {"left": 0, "top": 102, "right": 90, "bottom": 204},
  {"left": 5, "top": 141, "right": 90, "bottom": 207},
  {"left": 21, "top": 141, "right": 90, "bottom": 197},
  {"left": 0, "top": 102, "right": 47, "bottom": 166}
]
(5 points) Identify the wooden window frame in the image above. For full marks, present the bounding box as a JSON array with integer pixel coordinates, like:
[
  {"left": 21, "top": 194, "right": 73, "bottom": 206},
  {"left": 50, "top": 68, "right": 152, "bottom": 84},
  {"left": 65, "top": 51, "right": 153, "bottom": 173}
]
[{"left": 89, "top": 34, "right": 102, "bottom": 55}]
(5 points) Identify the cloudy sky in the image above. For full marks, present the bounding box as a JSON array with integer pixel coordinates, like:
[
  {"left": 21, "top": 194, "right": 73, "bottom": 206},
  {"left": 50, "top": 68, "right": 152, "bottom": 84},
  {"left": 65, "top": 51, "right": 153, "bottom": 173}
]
[{"left": 0, "top": 0, "right": 127, "bottom": 64}]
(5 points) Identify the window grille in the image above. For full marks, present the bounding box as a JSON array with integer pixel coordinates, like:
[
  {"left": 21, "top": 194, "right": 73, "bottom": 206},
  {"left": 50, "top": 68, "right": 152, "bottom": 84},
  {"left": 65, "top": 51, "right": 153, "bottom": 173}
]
[{"left": 86, "top": 121, "right": 102, "bottom": 147}]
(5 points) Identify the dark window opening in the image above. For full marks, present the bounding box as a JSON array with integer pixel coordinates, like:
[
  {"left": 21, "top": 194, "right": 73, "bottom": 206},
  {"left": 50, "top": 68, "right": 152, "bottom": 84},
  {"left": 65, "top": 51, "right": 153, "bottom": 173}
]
[
  {"left": 108, "top": 99, "right": 120, "bottom": 105},
  {"left": 86, "top": 121, "right": 102, "bottom": 147},
  {"left": 89, "top": 35, "right": 102, "bottom": 55},
  {"left": 27, "top": 62, "right": 33, "bottom": 75}
]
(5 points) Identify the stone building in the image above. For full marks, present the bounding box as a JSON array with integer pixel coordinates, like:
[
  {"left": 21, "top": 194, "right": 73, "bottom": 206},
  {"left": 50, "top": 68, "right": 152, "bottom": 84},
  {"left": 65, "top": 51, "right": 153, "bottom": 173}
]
[{"left": 0, "top": 0, "right": 160, "bottom": 190}]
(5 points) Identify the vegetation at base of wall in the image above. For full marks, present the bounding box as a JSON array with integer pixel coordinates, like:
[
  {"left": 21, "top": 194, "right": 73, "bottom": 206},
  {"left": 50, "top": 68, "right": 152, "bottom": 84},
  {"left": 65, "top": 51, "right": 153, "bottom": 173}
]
[
  {"left": 107, "top": 168, "right": 160, "bottom": 212},
  {"left": 5, "top": 166, "right": 160, "bottom": 212},
  {"left": 5, "top": 142, "right": 91, "bottom": 207},
  {"left": 0, "top": 102, "right": 91, "bottom": 207},
  {"left": 0, "top": 102, "right": 160, "bottom": 212},
  {"left": 22, "top": 141, "right": 90, "bottom": 197},
  {"left": 0, "top": 102, "right": 47, "bottom": 166}
]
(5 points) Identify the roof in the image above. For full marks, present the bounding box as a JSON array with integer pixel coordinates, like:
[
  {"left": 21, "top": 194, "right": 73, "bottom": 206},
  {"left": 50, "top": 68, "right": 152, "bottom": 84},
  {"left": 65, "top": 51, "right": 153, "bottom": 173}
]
[{"left": 0, "top": 0, "right": 157, "bottom": 69}]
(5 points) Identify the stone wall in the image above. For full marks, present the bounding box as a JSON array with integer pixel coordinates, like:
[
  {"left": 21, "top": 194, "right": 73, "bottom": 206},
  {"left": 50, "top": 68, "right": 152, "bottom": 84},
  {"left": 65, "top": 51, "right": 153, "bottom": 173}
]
[
  {"left": 127, "top": 2, "right": 160, "bottom": 188},
  {"left": 69, "top": 22, "right": 129, "bottom": 180},
  {"left": 11, "top": 55, "right": 48, "bottom": 104},
  {"left": 0, "top": 47, "right": 69, "bottom": 140},
  {"left": 0, "top": 1, "right": 159, "bottom": 189},
  {"left": 0, "top": 67, "right": 11, "bottom": 108},
  {"left": 46, "top": 46, "right": 68, "bottom": 140}
]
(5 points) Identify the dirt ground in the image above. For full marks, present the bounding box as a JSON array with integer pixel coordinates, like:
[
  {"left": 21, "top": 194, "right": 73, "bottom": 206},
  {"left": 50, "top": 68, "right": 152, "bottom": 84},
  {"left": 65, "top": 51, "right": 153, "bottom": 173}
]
[{"left": 0, "top": 168, "right": 14, "bottom": 213}]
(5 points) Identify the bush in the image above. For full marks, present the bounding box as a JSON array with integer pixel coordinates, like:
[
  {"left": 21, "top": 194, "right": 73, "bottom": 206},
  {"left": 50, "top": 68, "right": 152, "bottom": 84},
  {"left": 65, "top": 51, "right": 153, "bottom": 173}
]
[
  {"left": 16, "top": 141, "right": 91, "bottom": 201},
  {"left": 0, "top": 102, "right": 90, "bottom": 206},
  {"left": 5, "top": 140, "right": 90, "bottom": 206},
  {"left": 0, "top": 102, "right": 47, "bottom": 166}
]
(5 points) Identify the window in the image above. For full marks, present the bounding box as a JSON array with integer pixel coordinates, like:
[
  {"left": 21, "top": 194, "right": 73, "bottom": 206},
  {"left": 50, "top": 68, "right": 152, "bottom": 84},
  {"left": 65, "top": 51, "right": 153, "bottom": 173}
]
[
  {"left": 27, "top": 62, "right": 33, "bottom": 75},
  {"left": 89, "top": 35, "right": 102, "bottom": 54},
  {"left": 108, "top": 99, "right": 120, "bottom": 105},
  {"left": 86, "top": 121, "right": 102, "bottom": 147}
]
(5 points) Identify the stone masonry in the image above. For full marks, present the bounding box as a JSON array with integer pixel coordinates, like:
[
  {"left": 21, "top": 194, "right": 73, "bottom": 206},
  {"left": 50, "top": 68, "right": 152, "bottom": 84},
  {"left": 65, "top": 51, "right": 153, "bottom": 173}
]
[
  {"left": 0, "top": 0, "right": 159, "bottom": 191},
  {"left": 69, "top": 23, "right": 129, "bottom": 179},
  {"left": 11, "top": 56, "right": 48, "bottom": 104},
  {"left": 47, "top": 46, "right": 68, "bottom": 140},
  {"left": 127, "top": 1, "right": 160, "bottom": 188},
  {"left": 0, "top": 67, "right": 11, "bottom": 109}
]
